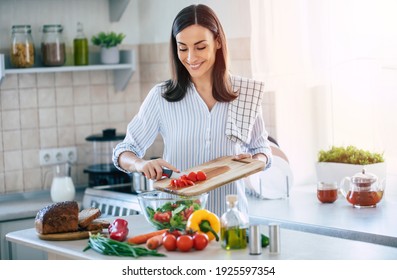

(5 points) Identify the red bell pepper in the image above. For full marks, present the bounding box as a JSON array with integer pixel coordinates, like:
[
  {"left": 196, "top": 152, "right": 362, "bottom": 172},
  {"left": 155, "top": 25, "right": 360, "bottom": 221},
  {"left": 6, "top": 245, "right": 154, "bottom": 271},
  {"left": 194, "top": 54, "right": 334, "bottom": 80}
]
[{"left": 108, "top": 218, "right": 129, "bottom": 241}]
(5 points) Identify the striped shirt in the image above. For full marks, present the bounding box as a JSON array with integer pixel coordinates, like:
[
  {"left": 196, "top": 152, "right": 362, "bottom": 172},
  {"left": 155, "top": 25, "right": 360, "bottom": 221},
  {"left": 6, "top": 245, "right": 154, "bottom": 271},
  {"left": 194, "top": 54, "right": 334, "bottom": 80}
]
[{"left": 113, "top": 77, "right": 272, "bottom": 217}]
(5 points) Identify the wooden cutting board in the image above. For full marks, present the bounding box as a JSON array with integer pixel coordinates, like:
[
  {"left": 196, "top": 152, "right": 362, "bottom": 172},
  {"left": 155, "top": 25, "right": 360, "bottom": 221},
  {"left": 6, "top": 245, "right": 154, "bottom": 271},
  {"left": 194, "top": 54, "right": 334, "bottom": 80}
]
[
  {"left": 37, "top": 229, "right": 103, "bottom": 241},
  {"left": 153, "top": 156, "right": 266, "bottom": 196}
]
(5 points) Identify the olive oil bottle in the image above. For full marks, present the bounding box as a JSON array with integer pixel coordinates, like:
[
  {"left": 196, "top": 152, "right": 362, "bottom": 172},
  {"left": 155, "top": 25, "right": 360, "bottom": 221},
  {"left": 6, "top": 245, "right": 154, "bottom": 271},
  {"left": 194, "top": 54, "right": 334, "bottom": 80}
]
[
  {"left": 73, "top": 22, "right": 88, "bottom": 65},
  {"left": 220, "top": 195, "right": 249, "bottom": 250}
]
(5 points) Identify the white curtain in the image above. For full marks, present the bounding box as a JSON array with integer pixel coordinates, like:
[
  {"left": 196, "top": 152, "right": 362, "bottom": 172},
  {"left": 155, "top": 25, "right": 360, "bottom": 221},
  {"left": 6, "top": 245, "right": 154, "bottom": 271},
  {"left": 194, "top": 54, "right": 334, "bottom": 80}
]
[{"left": 250, "top": 0, "right": 397, "bottom": 185}]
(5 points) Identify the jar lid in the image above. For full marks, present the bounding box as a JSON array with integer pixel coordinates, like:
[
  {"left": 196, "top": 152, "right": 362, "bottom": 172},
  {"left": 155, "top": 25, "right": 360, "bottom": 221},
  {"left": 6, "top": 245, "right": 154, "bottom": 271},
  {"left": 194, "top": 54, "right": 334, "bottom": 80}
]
[
  {"left": 12, "top": 25, "right": 32, "bottom": 33},
  {"left": 42, "top": 24, "right": 63, "bottom": 32},
  {"left": 351, "top": 169, "right": 377, "bottom": 185},
  {"left": 85, "top": 128, "right": 125, "bottom": 142}
]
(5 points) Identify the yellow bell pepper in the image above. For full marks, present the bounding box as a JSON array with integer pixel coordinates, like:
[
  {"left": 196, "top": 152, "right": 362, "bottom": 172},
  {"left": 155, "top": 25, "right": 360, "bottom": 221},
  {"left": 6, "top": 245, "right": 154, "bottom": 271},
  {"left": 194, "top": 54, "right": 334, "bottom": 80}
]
[{"left": 186, "top": 209, "right": 220, "bottom": 241}]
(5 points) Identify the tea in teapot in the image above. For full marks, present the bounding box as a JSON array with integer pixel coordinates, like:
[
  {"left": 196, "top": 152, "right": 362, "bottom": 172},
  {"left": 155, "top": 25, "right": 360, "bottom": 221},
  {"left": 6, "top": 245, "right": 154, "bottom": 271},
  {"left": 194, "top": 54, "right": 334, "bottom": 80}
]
[{"left": 340, "top": 169, "right": 385, "bottom": 208}]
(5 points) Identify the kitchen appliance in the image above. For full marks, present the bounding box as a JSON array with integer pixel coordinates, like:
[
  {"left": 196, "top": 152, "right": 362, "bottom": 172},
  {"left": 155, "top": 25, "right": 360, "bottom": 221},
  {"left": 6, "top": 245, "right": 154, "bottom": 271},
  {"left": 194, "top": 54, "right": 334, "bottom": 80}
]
[
  {"left": 82, "top": 183, "right": 140, "bottom": 217},
  {"left": 84, "top": 128, "right": 131, "bottom": 187},
  {"left": 339, "top": 169, "right": 386, "bottom": 208}
]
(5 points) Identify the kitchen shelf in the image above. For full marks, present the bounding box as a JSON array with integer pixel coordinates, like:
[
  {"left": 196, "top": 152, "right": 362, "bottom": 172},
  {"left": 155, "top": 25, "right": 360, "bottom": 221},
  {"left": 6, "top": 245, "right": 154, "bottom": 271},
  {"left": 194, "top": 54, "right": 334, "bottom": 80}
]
[{"left": 0, "top": 49, "right": 135, "bottom": 92}]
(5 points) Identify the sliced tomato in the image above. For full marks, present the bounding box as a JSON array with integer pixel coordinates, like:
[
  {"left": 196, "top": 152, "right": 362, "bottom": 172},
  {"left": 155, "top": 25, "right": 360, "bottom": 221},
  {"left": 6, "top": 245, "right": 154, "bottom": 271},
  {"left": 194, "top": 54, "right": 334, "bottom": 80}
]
[
  {"left": 153, "top": 211, "right": 171, "bottom": 223},
  {"left": 187, "top": 172, "right": 198, "bottom": 182},
  {"left": 196, "top": 171, "right": 207, "bottom": 181}
]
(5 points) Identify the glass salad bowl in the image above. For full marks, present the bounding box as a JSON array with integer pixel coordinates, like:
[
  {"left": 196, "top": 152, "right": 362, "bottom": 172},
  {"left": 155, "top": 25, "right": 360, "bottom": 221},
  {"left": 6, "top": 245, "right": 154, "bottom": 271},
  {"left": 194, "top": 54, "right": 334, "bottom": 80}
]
[{"left": 137, "top": 190, "right": 208, "bottom": 230}]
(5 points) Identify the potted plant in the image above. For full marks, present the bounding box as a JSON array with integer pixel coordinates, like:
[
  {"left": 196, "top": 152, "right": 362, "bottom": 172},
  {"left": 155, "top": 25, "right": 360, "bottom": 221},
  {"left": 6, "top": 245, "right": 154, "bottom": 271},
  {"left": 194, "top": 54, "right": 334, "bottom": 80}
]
[
  {"left": 91, "top": 31, "right": 126, "bottom": 64},
  {"left": 316, "top": 145, "right": 386, "bottom": 185}
]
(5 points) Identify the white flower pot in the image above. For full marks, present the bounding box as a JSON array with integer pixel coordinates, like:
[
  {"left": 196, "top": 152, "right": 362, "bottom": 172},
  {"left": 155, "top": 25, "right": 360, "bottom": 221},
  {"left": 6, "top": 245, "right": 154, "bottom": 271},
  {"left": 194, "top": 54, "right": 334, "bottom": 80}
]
[
  {"left": 315, "top": 162, "right": 387, "bottom": 186},
  {"left": 100, "top": 46, "right": 120, "bottom": 64}
]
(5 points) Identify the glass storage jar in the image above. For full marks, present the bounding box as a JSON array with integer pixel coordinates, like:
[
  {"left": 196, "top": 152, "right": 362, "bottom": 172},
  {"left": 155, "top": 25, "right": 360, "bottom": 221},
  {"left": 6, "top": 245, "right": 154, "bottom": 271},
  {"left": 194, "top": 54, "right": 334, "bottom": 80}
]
[
  {"left": 10, "top": 25, "right": 35, "bottom": 68},
  {"left": 41, "top": 24, "right": 66, "bottom": 66}
]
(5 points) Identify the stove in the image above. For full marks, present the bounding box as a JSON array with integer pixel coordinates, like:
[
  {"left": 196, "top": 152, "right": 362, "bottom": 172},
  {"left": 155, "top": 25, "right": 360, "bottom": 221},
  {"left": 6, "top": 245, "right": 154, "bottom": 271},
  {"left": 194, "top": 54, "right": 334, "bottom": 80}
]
[{"left": 82, "top": 183, "right": 141, "bottom": 217}]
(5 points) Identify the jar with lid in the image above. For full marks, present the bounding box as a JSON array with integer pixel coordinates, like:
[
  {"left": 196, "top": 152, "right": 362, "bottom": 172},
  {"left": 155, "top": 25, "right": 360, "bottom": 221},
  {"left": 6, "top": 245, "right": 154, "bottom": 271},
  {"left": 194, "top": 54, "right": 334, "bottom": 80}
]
[
  {"left": 220, "top": 194, "right": 249, "bottom": 250},
  {"left": 41, "top": 24, "right": 66, "bottom": 66},
  {"left": 10, "top": 25, "right": 35, "bottom": 68}
]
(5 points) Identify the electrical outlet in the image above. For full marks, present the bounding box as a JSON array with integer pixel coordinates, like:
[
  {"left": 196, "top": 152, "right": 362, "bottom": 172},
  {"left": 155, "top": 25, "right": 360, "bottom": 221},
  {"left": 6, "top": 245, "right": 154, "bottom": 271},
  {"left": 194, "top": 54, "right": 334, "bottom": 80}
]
[{"left": 39, "top": 147, "right": 77, "bottom": 166}]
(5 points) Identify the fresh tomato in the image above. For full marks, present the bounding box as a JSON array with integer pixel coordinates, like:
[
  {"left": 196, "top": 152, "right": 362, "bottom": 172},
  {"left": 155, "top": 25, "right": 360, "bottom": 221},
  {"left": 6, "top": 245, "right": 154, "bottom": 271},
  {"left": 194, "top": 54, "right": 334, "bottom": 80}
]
[
  {"left": 187, "top": 172, "right": 198, "bottom": 182},
  {"left": 192, "top": 233, "right": 209, "bottom": 250},
  {"left": 182, "top": 205, "right": 195, "bottom": 220},
  {"left": 162, "top": 234, "right": 177, "bottom": 251},
  {"left": 153, "top": 211, "right": 171, "bottom": 223},
  {"left": 163, "top": 229, "right": 183, "bottom": 238},
  {"left": 176, "top": 235, "right": 193, "bottom": 252},
  {"left": 196, "top": 171, "right": 207, "bottom": 181}
]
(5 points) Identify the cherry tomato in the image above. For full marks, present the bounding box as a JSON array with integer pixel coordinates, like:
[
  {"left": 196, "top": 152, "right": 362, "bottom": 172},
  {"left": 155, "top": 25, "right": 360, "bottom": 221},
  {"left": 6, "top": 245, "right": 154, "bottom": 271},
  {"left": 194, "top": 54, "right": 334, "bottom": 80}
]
[
  {"left": 193, "top": 233, "right": 209, "bottom": 250},
  {"left": 153, "top": 211, "right": 171, "bottom": 223},
  {"left": 196, "top": 171, "right": 207, "bottom": 181},
  {"left": 162, "top": 234, "right": 177, "bottom": 251},
  {"left": 187, "top": 172, "right": 198, "bottom": 182},
  {"left": 176, "top": 235, "right": 193, "bottom": 252}
]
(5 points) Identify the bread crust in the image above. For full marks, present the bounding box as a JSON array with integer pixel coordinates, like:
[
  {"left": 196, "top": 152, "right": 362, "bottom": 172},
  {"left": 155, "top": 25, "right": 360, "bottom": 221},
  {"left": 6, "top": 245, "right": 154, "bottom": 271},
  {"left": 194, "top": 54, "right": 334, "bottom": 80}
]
[{"left": 35, "top": 201, "right": 79, "bottom": 234}]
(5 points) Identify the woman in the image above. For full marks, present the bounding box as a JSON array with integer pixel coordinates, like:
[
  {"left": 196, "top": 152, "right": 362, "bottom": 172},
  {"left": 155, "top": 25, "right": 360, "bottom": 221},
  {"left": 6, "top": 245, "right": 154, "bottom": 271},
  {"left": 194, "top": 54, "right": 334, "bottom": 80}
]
[{"left": 113, "top": 4, "right": 272, "bottom": 217}]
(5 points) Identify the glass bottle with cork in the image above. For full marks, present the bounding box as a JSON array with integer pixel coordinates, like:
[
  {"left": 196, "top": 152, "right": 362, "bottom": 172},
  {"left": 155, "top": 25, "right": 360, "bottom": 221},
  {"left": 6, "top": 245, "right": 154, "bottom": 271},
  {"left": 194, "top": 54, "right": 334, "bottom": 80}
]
[
  {"left": 220, "top": 194, "right": 249, "bottom": 250},
  {"left": 73, "top": 22, "right": 89, "bottom": 66}
]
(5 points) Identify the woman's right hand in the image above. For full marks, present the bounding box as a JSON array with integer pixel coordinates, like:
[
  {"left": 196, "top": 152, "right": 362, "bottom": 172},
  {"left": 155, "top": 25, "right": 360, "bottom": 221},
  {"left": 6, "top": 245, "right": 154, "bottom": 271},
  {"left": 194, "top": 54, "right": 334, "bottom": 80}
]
[{"left": 134, "top": 157, "right": 180, "bottom": 181}]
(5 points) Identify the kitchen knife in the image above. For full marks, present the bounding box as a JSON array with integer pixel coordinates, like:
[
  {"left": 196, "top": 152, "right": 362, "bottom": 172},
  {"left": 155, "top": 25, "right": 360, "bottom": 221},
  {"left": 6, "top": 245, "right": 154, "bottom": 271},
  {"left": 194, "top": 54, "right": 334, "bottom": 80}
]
[{"left": 162, "top": 168, "right": 187, "bottom": 179}]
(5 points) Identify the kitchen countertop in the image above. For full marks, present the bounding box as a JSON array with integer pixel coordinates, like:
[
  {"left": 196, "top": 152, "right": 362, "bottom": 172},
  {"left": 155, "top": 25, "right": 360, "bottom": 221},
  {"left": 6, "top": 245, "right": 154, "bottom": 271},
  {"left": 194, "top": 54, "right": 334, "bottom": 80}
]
[
  {"left": 247, "top": 184, "right": 397, "bottom": 247},
  {"left": 6, "top": 214, "right": 397, "bottom": 260}
]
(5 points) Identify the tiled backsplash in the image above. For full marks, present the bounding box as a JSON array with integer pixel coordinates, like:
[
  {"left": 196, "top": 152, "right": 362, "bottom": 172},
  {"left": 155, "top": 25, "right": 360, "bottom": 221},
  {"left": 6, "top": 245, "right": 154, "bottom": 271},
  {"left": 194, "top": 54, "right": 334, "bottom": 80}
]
[{"left": 0, "top": 38, "right": 275, "bottom": 194}]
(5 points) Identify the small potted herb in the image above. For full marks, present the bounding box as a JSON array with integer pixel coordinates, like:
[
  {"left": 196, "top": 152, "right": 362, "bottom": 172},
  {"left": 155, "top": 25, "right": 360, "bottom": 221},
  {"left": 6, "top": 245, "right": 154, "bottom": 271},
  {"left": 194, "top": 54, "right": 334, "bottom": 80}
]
[
  {"left": 316, "top": 145, "right": 386, "bottom": 185},
  {"left": 91, "top": 31, "right": 126, "bottom": 64}
]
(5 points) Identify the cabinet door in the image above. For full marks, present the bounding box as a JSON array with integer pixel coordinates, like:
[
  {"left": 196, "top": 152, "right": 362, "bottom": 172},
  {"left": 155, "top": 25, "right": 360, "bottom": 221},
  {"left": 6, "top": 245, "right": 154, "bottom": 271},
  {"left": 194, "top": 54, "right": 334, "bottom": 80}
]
[{"left": 0, "top": 219, "right": 47, "bottom": 260}]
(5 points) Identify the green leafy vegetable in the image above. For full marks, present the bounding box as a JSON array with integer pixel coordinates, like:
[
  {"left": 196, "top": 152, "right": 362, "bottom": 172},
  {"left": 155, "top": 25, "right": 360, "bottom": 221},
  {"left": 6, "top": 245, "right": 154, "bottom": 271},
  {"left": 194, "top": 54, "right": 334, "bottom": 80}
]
[
  {"left": 83, "top": 233, "right": 165, "bottom": 258},
  {"left": 91, "top": 32, "right": 125, "bottom": 48},
  {"left": 318, "top": 146, "right": 384, "bottom": 165}
]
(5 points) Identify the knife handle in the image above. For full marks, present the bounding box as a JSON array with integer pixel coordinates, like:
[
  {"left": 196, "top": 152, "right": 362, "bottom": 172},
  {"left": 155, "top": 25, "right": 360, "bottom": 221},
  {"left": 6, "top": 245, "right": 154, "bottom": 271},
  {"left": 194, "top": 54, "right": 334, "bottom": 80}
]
[{"left": 162, "top": 168, "right": 173, "bottom": 178}]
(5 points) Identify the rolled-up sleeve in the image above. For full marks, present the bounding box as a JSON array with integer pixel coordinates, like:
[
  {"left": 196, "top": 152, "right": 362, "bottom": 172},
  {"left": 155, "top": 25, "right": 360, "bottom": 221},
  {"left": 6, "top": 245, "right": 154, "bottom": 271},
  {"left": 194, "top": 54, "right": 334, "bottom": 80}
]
[{"left": 112, "top": 85, "right": 161, "bottom": 173}]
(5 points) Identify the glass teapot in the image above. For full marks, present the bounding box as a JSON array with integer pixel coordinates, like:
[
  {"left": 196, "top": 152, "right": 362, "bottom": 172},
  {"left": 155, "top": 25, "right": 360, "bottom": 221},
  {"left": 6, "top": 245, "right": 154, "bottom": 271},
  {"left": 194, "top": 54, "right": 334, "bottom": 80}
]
[
  {"left": 49, "top": 162, "right": 76, "bottom": 202},
  {"left": 339, "top": 169, "right": 385, "bottom": 208}
]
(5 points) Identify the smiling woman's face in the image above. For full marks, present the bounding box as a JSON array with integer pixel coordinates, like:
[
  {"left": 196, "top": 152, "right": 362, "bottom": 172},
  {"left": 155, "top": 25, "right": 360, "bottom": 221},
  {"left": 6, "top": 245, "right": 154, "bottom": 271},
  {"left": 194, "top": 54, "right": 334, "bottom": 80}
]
[{"left": 175, "top": 24, "right": 221, "bottom": 82}]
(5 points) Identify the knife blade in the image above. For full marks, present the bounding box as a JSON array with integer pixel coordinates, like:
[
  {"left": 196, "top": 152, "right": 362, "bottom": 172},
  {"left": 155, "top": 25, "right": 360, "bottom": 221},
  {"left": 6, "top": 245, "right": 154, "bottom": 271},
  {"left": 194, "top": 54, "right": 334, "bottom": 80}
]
[{"left": 162, "top": 168, "right": 187, "bottom": 179}]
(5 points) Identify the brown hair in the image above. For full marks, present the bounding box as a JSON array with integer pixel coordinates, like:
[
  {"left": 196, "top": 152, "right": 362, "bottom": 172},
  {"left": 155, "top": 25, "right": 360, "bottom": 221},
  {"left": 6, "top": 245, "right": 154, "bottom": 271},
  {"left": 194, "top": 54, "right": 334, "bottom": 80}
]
[{"left": 162, "top": 4, "right": 237, "bottom": 102}]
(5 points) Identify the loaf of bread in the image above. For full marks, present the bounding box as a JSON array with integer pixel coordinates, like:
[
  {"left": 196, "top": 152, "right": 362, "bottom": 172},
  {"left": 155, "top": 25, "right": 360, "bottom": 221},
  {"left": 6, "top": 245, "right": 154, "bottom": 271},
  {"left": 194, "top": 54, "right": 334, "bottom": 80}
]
[{"left": 35, "top": 201, "right": 79, "bottom": 234}]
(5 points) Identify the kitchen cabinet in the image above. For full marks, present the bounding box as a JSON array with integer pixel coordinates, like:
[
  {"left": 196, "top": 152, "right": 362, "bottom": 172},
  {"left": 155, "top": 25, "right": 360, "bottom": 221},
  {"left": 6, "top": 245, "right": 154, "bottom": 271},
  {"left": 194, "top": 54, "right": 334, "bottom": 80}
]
[
  {"left": 1, "top": 218, "right": 46, "bottom": 260},
  {"left": 0, "top": 0, "right": 134, "bottom": 91}
]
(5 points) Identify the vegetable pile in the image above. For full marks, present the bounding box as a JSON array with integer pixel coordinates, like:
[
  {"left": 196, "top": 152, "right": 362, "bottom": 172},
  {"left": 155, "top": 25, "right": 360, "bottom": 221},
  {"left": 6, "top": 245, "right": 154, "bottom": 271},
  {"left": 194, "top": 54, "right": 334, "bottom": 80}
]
[
  {"left": 169, "top": 171, "right": 207, "bottom": 188},
  {"left": 83, "top": 233, "right": 165, "bottom": 258},
  {"left": 146, "top": 199, "right": 203, "bottom": 230}
]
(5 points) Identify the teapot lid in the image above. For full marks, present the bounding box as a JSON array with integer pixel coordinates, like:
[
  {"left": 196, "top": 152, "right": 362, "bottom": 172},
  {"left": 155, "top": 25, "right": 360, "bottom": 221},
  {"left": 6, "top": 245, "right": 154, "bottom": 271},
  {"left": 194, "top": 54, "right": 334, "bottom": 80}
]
[{"left": 351, "top": 169, "right": 377, "bottom": 185}]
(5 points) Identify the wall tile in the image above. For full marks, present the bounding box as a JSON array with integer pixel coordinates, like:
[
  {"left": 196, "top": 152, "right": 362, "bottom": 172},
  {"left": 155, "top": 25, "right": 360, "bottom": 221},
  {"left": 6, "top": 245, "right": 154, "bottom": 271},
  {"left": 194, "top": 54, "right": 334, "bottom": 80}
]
[
  {"left": 20, "top": 108, "right": 39, "bottom": 129},
  {"left": 75, "top": 125, "right": 92, "bottom": 145},
  {"left": 73, "top": 71, "right": 90, "bottom": 86},
  {"left": 89, "top": 70, "right": 107, "bottom": 85},
  {"left": 3, "top": 130, "right": 21, "bottom": 151},
  {"left": 73, "top": 85, "right": 91, "bottom": 105},
  {"left": 57, "top": 107, "right": 75, "bottom": 126},
  {"left": 2, "top": 110, "right": 21, "bottom": 130},
  {"left": 37, "top": 73, "right": 55, "bottom": 88},
  {"left": 23, "top": 168, "right": 42, "bottom": 191},
  {"left": 38, "top": 87, "right": 56, "bottom": 107},
  {"left": 56, "top": 87, "right": 74, "bottom": 106},
  {"left": 74, "top": 106, "right": 92, "bottom": 125},
  {"left": 1, "top": 89, "right": 19, "bottom": 110},
  {"left": 0, "top": 173, "right": 4, "bottom": 193},
  {"left": 39, "top": 127, "right": 58, "bottom": 148},
  {"left": 55, "top": 72, "right": 73, "bottom": 86},
  {"left": 90, "top": 85, "right": 108, "bottom": 104},
  {"left": 21, "top": 129, "right": 40, "bottom": 149},
  {"left": 91, "top": 104, "right": 109, "bottom": 124},
  {"left": 39, "top": 108, "right": 57, "bottom": 128},
  {"left": 22, "top": 149, "right": 39, "bottom": 169},
  {"left": 0, "top": 74, "right": 18, "bottom": 90},
  {"left": 124, "top": 82, "right": 141, "bottom": 102},
  {"left": 4, "top": 150, "right": 22, "bottom": 171},
  {"left": 18, "top": 73, "right": 36, "bottom": 88},
  {"left": 5, "top": 170, "right": 24, "bottom": 193},
  {"left": 109, "top": 104, "right": 126, "bottom": 122},
  {"left": 19, "top": 88, "right": 38, "bottom": 109},
  {"left": 57, "top": 126, "right": 76, "bottom": 146}
]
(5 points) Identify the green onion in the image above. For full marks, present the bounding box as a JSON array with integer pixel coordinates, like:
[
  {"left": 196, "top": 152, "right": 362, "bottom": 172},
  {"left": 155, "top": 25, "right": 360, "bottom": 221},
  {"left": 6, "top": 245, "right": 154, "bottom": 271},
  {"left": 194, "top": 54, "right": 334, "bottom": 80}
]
[{"left": 83, "top": 233, "right": 166, "bottom": 258}]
